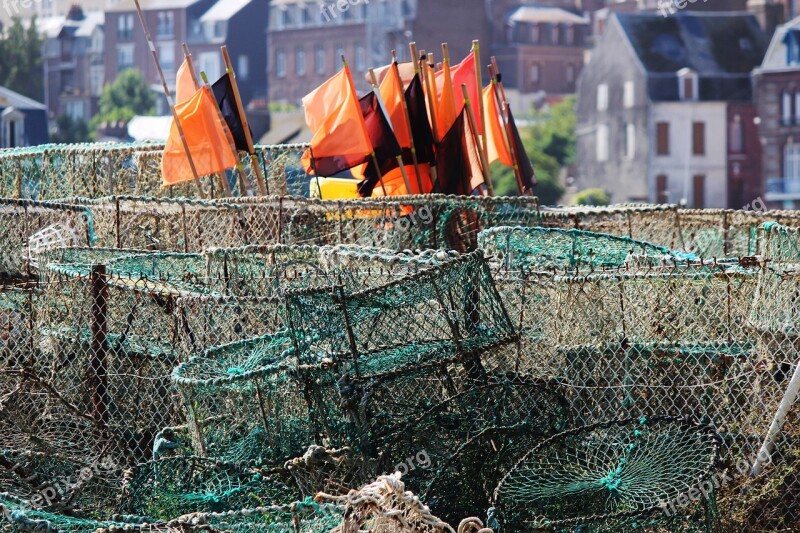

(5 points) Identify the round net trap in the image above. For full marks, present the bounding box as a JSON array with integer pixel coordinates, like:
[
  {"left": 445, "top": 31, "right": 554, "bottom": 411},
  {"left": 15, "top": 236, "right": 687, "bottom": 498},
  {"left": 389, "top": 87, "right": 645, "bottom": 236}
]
[{"left": 494, "top": 417, "right": 721, "bottom": 531}]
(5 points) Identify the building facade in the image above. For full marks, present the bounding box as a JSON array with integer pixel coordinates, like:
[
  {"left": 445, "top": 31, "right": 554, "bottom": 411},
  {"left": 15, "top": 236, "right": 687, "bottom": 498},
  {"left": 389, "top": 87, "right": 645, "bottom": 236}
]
[
  {"left": 576, "top": 12, "right": 767, "bottom": 207},
  {"left": 0, "top": 86, "right": 49, "bottom": 147},
  {"left": 754, "top": 15, "right": 800, "bottom": 209},
  {"left": 42, "top": 6, "right": 104, "bottom": 124}
]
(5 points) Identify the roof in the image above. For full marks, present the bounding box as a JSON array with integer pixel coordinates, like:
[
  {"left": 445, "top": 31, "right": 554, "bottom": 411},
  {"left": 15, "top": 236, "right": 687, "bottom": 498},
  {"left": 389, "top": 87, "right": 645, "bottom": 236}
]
[
  {"left": 614, "top": 12, "right": 768, "bottom": 101},
  {"left": 201, "top": 0, "right": 252, "bottom": 22},
  {"left": 758, "top": 14, "right": 800, "bottom": 71},
  {"left": 105, "top": 0, "right": 200, "bottom": 12},
  {"left": 508, "top": 5, "right": 589, "bottom": 25},
  {"left": 0, "top": 86, "right": 47, "bottom": 111},
  {"left": 75, "top": 11, "right": 104, "bottom": 37},
  {"left": 127, "top": 115, "right": 173, "bottom": 142}
]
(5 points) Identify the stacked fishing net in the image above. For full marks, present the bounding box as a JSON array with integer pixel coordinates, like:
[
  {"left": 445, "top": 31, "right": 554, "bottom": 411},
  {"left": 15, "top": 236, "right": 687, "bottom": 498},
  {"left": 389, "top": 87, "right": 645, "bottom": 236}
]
[
  {"left": 494, "top": 417, "right": 721, "bottom": 531},
  {"left": 478, "top": 226, "right": 693, "bottom": 273}
]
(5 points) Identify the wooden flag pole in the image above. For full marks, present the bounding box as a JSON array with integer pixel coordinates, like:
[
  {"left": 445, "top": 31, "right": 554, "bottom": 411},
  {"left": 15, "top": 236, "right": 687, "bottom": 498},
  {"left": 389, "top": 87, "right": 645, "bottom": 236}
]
[
  {"left": 441, "top": 43, "right": 457, "bottom": 122},
  {"left": 182, "top": 44, "right": 231, "bottom": 197},
  {"left": 419, "top": 51, "right": 440, "bottom": 144},
  {"left": 489, "top": 63, "right": 523, "bottom": 195},
  {"left": 462, "top": 84, "right": 492, "bottom": 196},
  {"left": 221, "top": 45, "right": 268, "bottom": 196},
  {"left": 133, "top": 0, "right": 205, "bottom": 198},
  {"left": 473, "top": 40, "right": 492, "bottom": 191},
  {"left": 200, "top": 70, "right": 250, "bottom": 196},
  {"left": 492, "top": 56, "right": 532, "bottom": 196},
  {"left": 392, "top": 50, "right": 424, "bottom": 193},
  {"left": 369, "top": 68, "right": 412, "bottom": 195},
  {"left": 409, "top": 42, "right": 419, "bottom": 75}
]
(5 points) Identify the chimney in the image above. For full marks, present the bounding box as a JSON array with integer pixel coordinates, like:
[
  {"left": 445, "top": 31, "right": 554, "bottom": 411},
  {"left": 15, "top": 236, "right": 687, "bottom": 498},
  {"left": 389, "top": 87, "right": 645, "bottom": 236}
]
[{"left": 66, "top": 4, "right": 86, "bottom": 21}]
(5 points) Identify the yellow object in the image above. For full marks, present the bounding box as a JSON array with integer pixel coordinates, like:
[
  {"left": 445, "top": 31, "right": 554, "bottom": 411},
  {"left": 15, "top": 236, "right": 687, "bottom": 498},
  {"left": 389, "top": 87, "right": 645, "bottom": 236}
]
[{"left": 309, "top": 177, "right": 360, "bottom": 200}]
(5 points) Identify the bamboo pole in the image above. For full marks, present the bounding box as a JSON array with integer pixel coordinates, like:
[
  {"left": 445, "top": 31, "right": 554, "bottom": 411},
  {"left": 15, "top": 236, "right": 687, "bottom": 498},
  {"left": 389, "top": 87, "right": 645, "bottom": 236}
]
[
  {"left": 462, "top": 84, "right": 492, "bottom": 196},
  {"left": 369, "top": 68, "right": 412, "bottom": 195},
  {"left": 392, "top": 50, "right": 424, "bottom": 193},
  {"left": 473, "top": 40, "right": 492, "bottom": 195},
  {"left": 221, "top": 45, "right": 268, "bottom": 196},
  {"left": 181, "top": 44, "right": 231, "bottom": 197},
  {"left": 200, "top": 70, "right": 250, "bottom": 196},
  {"left": 133, "top": 0, "right": 206, "bottom": 198},
  {"left": 419, "top": 51, "right": 440, "bottom": 144},
  {"left": 489, "top": 63, "right": 524, "bottom": 195}
]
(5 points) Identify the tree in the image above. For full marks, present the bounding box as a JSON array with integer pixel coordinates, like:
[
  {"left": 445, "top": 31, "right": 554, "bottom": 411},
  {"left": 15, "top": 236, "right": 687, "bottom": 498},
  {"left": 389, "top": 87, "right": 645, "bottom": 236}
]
[
  {"left": 573, "top": 188, "right": 611, "bottom": 207},
  {"left": 91, "top": 69, "right": 156, "bottom": 128},
  {"left": 0, "top": 17, "right": 44, "bottom": 100},
  {"left": 52, "top": 115, "right": 91, "bottom": 144}
]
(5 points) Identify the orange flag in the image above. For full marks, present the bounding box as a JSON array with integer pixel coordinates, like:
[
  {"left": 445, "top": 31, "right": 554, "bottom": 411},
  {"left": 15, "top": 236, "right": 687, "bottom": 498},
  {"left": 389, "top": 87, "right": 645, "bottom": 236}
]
[
  {"left": 483, "top": 85, "right": 513, "bottom": 166},
  {"left": 379, "top": 63, "right": 412, "bottom": 148},
  {"left": 437, "top": 61, "right": 458, "bottom": 135},
  {"left": 175, "top": 59, "right": 196, "bottom": 104},
  {"left": 435, "top": 51, "right": 481, "bottom": 133},
  {"left": 161, "top": 87, "right": 237, "bottom": 187},
  {"left": 301, "top": 66, "right": 373, "bottom": 176}
]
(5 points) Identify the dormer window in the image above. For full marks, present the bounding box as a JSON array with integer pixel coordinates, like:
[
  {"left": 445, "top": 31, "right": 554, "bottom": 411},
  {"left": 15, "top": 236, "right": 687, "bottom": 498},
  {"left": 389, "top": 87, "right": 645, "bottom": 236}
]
[
  {"left": 678, "top": 68, "right": 698, "bottom": 101},
  {"left": 784, "top": 29, "right": 800, "bottom": 66}
]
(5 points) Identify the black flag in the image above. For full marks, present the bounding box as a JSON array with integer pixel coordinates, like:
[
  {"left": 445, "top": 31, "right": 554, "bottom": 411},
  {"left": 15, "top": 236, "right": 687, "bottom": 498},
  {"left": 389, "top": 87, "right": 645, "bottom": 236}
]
[
  {"left": 357, "top": 92, "right": 403, "bottom": 197},
  {"left": 435, "top": 109, "right": 485, "bottom": 196},
  {"left": 508, "top": 107, "right": 537, "bottom": 192},
  {"left": 404, "top": 74, "right": 435, "bottom": 165},
  {"left": 212, "top": 74, "right": 252, "bottom": 152}
]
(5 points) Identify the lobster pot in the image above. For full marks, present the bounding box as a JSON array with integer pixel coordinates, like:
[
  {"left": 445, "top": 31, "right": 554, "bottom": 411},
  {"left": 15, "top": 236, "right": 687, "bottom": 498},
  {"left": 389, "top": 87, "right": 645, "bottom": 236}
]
[
  {"left": 284, "top": 250, "right": 517, "bottom": 380},
  {"left": 172, "top": 334, "right": 348, "bottom": 467}
]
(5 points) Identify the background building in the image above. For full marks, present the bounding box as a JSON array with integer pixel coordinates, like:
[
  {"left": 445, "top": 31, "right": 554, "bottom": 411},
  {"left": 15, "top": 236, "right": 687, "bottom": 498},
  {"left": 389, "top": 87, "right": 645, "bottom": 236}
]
[
  {"left": 576, "top": 12, "right": 767, "bottom": 207},
  {"left": 0, "top": 85, "right": 49, "bottom": 147}
]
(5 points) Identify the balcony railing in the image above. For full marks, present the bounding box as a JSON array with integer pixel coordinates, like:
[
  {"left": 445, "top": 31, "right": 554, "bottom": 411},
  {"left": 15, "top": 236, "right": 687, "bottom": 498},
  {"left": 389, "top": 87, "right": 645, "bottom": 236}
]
[{"left": 765, "top": 177, "right": 800, "bottom": 200}]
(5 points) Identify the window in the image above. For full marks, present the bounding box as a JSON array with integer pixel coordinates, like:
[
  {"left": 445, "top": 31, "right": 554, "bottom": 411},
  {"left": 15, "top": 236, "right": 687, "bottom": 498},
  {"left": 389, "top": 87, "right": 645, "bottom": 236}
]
[
  {"left": 117, "top": 44, "right": 134, "bottom": 71},
  {"left": 238, "top": 55, "right": 250, "bottom": 80},
  {"left": 281, "top": 8, "right": 292, "bottom": 27},
  {"left": 566, "top": 64, "right": 575, "bottom": 84},
  {"left": 625, "top": 123, "right": 635, "bottom": 159},
  {"left": 729, "top": 114, "right": 744, "bottom": 153},
  {"left": 156, "top": 11, "right": 174, "bottom": 38},
  {"left": 198, "top": 52, "right": 221, "bottom": 81},
  {"left": 678, "top": 68, "right": 697, "bottom": 101},
  {"left": 158, "top": 42, "right": 175, "bottom": 73},
  {"left": 596, "top": 124, "right": 608, "bottom": 162},
  {"left": 597, "top": 83, "right": 608, "bottom": 111},
  {"left": 296, "top": 47, "right": 306, "bottom": 76},
  {"left": 623, "top": 81, "right": 634, "bottom": 108},
  {"left": 795, "top": 92, "right": 800, "bottom": 125},
  {"left": 692, "top": 121, "right": 705, "bottom": 155},
  {"left": 530, "top": 24, "right": 539, "bottom": 44},
  {"left": 355, "top": 45, "right": 366, "bottom": 72},
  {"left": 783, "top": 91, "right": 793, "bottom": 125},
  {"left": 212, "top": 21, "right": 225, "bottom": 39},
  {"left": 566, "top": 25, "right": 575, "bottom": 45},
  {"left": 656, "top": 174, "right": 669, "bottom": 204},
  {"left": 530, "top": 63, "right": 540, "bottom": 84},
  {"left": 692, "top": 175, "right": 706, "bottom": 208},
  {"left": 335, "top": 44, "right": 345, "bottom": 66},
  {"left": 551, "top": 24, "right": 559, "bottom": 44},
  {"left": 276, "top": 48, "right": 286, "bottom": 78},
  {"left": 315, "top": 45, "right": 326, "bottom": 75},
  {"left": 656, "top": 122, "right": 670, "bottom": 155},
  {"left": 784, "top": 142, "right": 800, "bottom": 179},
  {"left": 65, "top": 100, "right": 85, "bottom": 122},
  {"left": 117, "top": 14, "right": 134, "bottom": 41},
  {"left": 89, "top": 66, "right": 104, "bottom": 96},
  {"left": 301, "top": 6, "right": 312, "bottom": 26}
]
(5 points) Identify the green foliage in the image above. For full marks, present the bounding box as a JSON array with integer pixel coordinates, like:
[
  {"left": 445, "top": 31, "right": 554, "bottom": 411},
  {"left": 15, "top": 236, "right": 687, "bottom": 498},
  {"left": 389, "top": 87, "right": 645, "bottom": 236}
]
[
  {"left": 574, "top": 188, "right": 611, "bottom": 207},
  {"left": 528, "top": 96, "right": 577, "bottom": 167},
  {"left": 91, "top": 70, "right": 155, "bottom": 129},
  {"left": 492, "top": 97, "right": 575, "bottom": 205},
  {"left": 52, "top": 115, "right": 91, "bottom": 144},
  {"left": 0, "top": 17, "right": 44, "bottom": 100}
]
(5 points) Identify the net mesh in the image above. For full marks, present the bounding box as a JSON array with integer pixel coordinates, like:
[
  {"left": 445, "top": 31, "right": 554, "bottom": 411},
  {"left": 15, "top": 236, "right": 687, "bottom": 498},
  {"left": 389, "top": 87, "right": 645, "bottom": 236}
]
[{"left": 494, "top": 417, "right": 721, "bottom": 530}]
